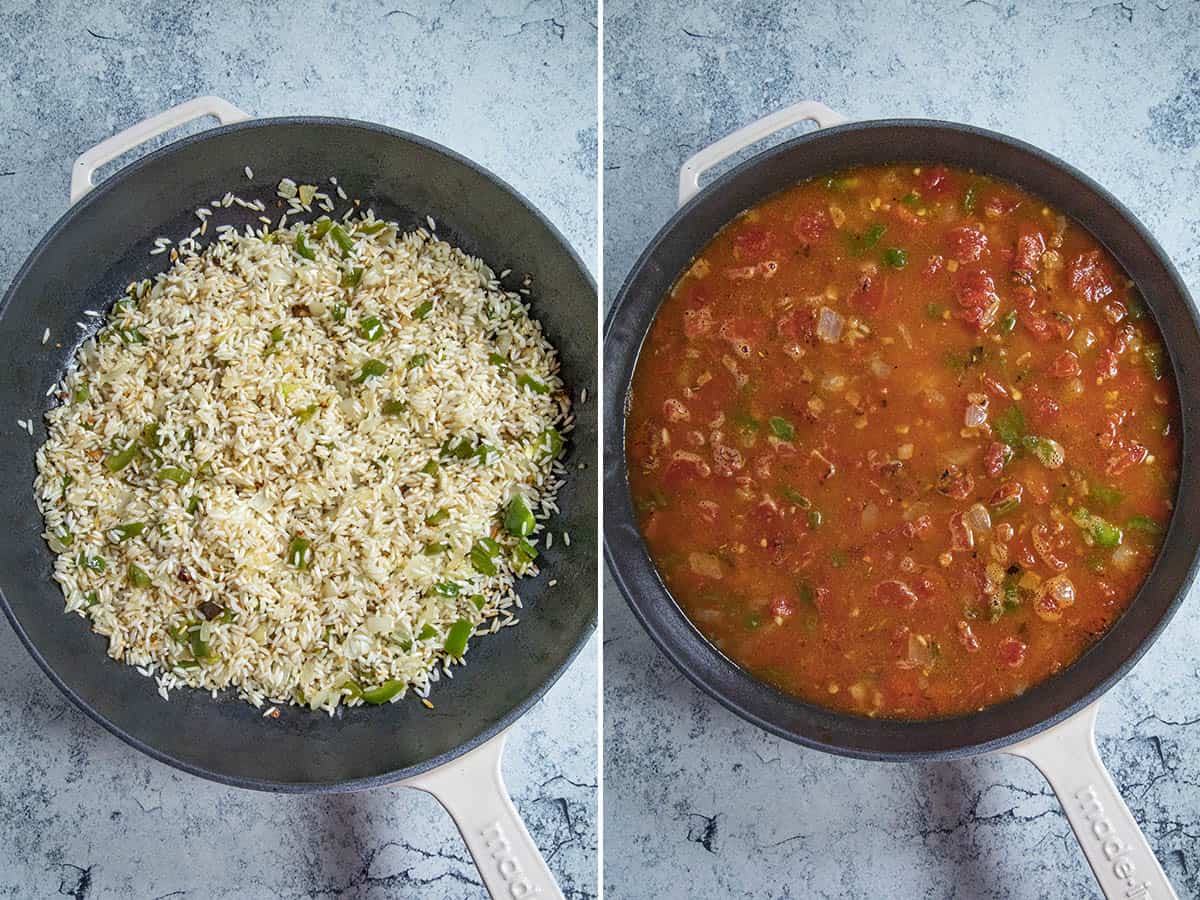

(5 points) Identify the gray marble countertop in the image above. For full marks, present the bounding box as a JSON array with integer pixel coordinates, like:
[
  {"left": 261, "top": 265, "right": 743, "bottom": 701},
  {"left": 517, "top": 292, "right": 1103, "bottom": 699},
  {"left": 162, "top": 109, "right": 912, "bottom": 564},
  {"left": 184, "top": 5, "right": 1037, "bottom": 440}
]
[
  {"left": 603, "top": 2, "right": 1200, "bottom": 898},
  {"left": 0, "top": 1, "right": 597, "bottom": 897}
]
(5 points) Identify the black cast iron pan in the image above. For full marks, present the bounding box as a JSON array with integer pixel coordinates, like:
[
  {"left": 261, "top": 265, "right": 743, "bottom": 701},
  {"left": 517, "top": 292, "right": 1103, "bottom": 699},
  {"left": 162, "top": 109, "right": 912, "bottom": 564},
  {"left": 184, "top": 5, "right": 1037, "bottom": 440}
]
[
  {"left": 603, "top": 101, "right": 1199, "bottom": 899},
  {"left": 0, "top": 97, "right": 596, "bottom": 898}
]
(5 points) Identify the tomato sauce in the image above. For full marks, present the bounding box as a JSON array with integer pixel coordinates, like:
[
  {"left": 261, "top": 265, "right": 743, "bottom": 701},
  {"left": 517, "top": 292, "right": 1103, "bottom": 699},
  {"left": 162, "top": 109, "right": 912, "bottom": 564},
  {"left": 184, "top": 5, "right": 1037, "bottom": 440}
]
[{"left": 625, "top": 164, "right": 1180, "bottom": 719}]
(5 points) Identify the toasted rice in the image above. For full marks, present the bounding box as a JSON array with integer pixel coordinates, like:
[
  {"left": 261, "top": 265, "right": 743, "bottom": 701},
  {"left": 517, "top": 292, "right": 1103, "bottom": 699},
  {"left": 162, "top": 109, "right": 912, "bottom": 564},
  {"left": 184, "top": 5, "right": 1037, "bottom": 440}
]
[{"left": 34, "top": 200, "right": 570, "bottom": 713}]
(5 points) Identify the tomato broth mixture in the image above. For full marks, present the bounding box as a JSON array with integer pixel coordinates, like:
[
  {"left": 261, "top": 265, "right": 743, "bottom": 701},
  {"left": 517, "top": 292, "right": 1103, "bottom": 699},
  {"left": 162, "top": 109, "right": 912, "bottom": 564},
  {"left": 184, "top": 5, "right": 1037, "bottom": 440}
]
[{"left": 626, "top": 164, "right": 1180, "bottom": 719}]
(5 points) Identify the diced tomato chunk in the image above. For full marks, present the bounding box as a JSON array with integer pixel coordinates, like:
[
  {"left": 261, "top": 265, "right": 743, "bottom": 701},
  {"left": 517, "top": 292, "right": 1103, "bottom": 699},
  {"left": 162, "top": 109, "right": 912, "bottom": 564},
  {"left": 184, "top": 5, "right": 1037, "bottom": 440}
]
[
  {"left": 711, "top": 443, "right": 745, "bottom": 476},
  {"left": 663, "top": 451, "right": 711, "bottom": 486},
  {"left": 1067, "top": 250, "right": 1115, "bottom": 303},
  {"left": 662, "top": 398, "right": 690, "bottom": 422},
  {"left": 954, "top": 268, "right": 1000, "bottom": 331},
  {"left": 776, "top": 305, "right": 816, "bottom": 342},
  {"left": 733, "top": 226, "right": 774, "bottom": 261},
  {"left": 981, "top": 375, "right": 1010, "bottom": 399},
  {"left": 983, "top": 193, "right": 1021, "bottom": 218},
  {"left": 893, "top": 205, "right": 927, "bottom": 228},
  {"left": 983, "top": 441, "right": 1009, "bottom": 477},
  {"left": 948, "top": 512, "right": 973, "bottom": 552},
  {"left": 1028, "top": 391, "right": 1061, "bottom": 426},
  {"left": 1014, "top": 539, "right": 1038, "bottom": 568},
  {"left": 945, "top": 224, "right": 988, "bottom": 263},
  {"left": 851, "top": 270, "right": 887, "bottom": 315},
  {"left": 998, "top": 637, "right": 1027, "bottom": 668},
  {"left": 1012, "top": 226, "right": 1046, "bottom": 279},
  {"left": 1049, "top": 350, "right": 1081, "bottom": 378},
  {"left": 875, "top": 580, "right": 918, "bottom": 610},
  {"left": 912, "top": 572, "right": 941, "bottom": 601},
  {"left": 770, "top": 595, "right": 796, "bottom": 619},
  {"left": 988, "top": 480, "right": 1023, "bottom": 508},
  {"left": 1021, "top": 306, "right": 1073, "bottom": 342},
  {"left": 1106, "top": 442, "right": 1148, "bottom": 475},
  {"left": 1111, "top": 323, "right": 1135, "bottom": 355},
  {"left": 751, "top": 498, "right": 780, "bottom": 523},
  {"left": 919, "top": 166, "right": 954, "bottom": 196},
  {"left": 936, "top": 465, "right": 975, "bottom": 500},
  {"left": 1096, "top": 348, "right": 1119, "bottom": 380},
  {"left": 793, "top": 208, "right": 830, "bottom": 243},
  {"left": 683, "top": 306, "right": 714, "bottom": 339},
  {"left": 718, "top": 317, "right": 769, "bottom": 356},
  {"left": 901, "top": 515, "right": 933, "bottom": 541}
]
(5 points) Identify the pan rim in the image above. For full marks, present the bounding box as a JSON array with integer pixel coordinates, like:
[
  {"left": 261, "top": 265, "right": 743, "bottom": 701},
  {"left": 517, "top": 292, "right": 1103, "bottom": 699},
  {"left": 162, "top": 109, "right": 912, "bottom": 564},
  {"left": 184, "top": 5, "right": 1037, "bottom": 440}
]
[
  {"left": 603, "top": 116, "right": 1200, "bottom": 761},
  {"left": 0, "top": 114, "right": 597, "bottom": 792}
]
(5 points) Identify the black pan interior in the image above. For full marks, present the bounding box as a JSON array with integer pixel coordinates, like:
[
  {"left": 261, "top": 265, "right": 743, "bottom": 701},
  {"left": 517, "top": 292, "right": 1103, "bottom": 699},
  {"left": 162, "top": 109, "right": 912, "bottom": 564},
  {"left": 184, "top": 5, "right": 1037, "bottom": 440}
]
[
  {"left": 604, "top": 120, "right": 1200, "bottom": 760},
  {"left": 0, "top": 119, "right": 597, "bottom": 790}
]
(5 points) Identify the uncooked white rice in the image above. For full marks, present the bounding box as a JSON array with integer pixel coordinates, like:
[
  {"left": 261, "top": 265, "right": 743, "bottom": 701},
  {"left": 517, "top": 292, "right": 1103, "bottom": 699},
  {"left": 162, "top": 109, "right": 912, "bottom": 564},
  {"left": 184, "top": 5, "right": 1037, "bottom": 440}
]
[{"left": 34, "top": 187, "right": 571, "bottom": 713}]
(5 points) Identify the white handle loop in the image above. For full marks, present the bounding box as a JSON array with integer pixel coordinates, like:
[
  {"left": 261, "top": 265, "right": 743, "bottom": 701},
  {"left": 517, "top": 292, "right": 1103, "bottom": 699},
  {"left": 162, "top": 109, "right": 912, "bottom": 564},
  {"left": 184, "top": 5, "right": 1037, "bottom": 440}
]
[
  {"left": 70, "top": 95, "right": 250, "bottom": 203},
  {"left": 404, "top": 731, "right": 563, "bottom": 900},
  {"left": 678, "top": 100, "right": 848, "bottom": 207},
  {"left": 1008, "top": 702, "right": 1178, "bottom": 899}
]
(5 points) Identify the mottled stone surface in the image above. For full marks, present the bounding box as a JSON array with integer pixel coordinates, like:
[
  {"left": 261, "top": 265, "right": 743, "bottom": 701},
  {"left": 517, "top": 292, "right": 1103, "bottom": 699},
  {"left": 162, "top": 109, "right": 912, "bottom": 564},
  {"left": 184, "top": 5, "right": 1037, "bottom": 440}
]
[
  {"left": 604, "top": 2, "right": 1200, "bottom": 897},
  {"left": 0, "top": 1, "right": 597, "bottom": 897}
]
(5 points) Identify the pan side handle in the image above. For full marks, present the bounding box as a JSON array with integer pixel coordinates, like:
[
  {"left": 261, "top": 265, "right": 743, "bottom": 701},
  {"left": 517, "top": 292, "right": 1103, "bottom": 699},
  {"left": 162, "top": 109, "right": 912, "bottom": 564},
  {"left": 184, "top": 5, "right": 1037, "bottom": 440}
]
[
  {"left": 404, "top": 730, "right": 565, "bottom": 900},
  {"left": 70, "top": 96, "right": 251, "bottom": 204},
  {"left": 677, "top": 100, "right": 848, "bottom": 207},
  {"left": 1007, "top": 702, "right": 1178, "bottom": 900}
]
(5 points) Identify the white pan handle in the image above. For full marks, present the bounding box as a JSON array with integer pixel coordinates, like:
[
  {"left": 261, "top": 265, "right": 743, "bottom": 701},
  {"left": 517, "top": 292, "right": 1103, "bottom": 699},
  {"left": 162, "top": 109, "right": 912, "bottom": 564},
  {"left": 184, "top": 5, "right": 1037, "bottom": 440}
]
[
  {"left": 70, "top": 95, "right": 251, "bottom": 203},
  {"left": 1007, "top": 702, "right": 1177, "bottom": 899},
  {"left": 404, "top": 730, "right": 564, "bottom": 899},
  {"left": 678, "top": 100, "right": 848, "bottom": 207}
]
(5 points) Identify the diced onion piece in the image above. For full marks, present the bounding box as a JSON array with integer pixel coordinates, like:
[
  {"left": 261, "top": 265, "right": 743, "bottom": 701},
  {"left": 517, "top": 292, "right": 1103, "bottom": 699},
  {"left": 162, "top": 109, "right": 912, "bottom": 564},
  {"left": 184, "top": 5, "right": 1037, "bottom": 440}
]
[
  {"left": 869, "top": 356, "right": 893, "bottom": 378},
  {"left": 821, "top": 373, "right": 847, "bottom": 393},
  {"left": 965, "top": 502, "right": 992, "bottom": 536},
  {"left": 1045, "top": 574, "right": 1076, "bottom": 607},
  {"left": 817, "top": 307, "right": 844, "bottom": 343},
  {"left": 1112, "top": 543, "right": 1138, "bottom": 572},
  {"left": 943, "top": 445, "right": 977, "bottom": 467},
  {"left": 903, "top": 633, "right": 935, "bottom": 669},
  {"left": 688, "top": 552, "right": 723, "bottom": 580},
  {"left": 1035, "top": 574, "right": 1076, "bottom": 622},
  {"left": 1031, "top": 524, "right": 1068, "bottom": 571},
  {"left": 964, "top": 402, "right": 989, "bottom": 428}
]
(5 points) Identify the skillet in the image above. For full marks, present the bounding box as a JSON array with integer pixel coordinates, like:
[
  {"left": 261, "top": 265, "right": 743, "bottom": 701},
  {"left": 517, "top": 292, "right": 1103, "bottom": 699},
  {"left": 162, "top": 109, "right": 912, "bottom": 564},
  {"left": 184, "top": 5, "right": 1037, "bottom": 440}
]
[
  {"left": 0, "top": 96, "right": 597, "bottom": 898},
  {"left": 604, "top": 100, "right": 1200, "bottom": 900}
]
